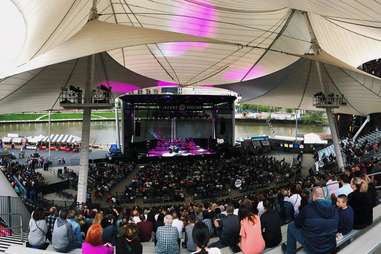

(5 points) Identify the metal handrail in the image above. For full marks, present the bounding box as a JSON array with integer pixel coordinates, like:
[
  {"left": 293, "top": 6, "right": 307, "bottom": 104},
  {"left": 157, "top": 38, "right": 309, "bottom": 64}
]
[{"left": 0, "top": 213, "right": 24, "bottom": 242}]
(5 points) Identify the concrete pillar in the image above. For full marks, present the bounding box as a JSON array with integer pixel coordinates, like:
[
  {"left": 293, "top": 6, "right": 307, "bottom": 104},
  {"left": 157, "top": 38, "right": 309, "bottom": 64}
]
[
  {"left": 77, "top": 107, "right": 91, "bottom": 204},
  {"left": 326, "top": 108, "right": 345, "bottom": 170},
  {"left": 77, "top": 55, "right": 95, "bottom": 205}
]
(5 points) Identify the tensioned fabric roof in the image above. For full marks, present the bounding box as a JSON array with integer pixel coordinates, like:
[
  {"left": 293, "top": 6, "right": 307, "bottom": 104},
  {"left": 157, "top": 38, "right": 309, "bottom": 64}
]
[{"left": 0, "top": 0, "right": 381, "bottom": 115}]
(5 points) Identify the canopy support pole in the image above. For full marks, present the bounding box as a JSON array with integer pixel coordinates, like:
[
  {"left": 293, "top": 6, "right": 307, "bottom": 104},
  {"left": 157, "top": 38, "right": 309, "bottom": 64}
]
[
  {"left": 304, "top": 11, "right": 345, "bottom": 170},
  {"left": 77, "top": 0, "right": 98, "bottom": 206},
  {"left": 77, "top": 55, "right": 95, "bottom": 205},
  {"left": 295, "top": 109, "right": 298, "bottom": 143},
  {"left": 115, "top": 99, "right": 121, "bottom": 148},
  {"left": 48, "top": 110, "right": 51, "bottom": 161},
  {"left": 353, "top": 115, "right": 370, "bottom": 142}
]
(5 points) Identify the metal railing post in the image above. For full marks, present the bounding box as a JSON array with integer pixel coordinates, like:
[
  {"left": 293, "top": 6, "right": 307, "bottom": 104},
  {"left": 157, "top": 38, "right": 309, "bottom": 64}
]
[
  {"left": 7, "top": 196, "right": 12, "bottom": 231},
  {"left": 20, "top": 215, "right": 23, "bottom": 241}
]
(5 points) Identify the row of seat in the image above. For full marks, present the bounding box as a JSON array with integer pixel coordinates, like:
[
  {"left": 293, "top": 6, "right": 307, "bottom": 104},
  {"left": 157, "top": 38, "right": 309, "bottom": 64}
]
[{"left": 2, "top": 205, "right": 381, "bottom": 254}]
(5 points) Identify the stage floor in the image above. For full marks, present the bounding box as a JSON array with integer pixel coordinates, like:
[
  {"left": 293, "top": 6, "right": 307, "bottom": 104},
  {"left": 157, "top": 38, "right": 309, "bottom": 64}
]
[
  {"left": 147, "top": 147, "right": 214, "bottom": 157},
  {"left": 147, "top": 139, "right": 214, "bottom": 157}
]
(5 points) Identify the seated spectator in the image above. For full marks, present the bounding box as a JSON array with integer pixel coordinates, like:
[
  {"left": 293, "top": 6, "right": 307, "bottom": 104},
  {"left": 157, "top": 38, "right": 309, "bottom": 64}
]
[
  {"left": 102, "top": 214, "right": 117, "bottom": 245},
  {"left": 192, "top": 221, "right": 221, "bottom": 254},
  {"left": 131, "top": 210, "right": 141, "bottom": 224},
  {"left": 261, "top": 200, "right": 282, "bottom": 248},
  {"left": 284, "top": 185, "right": 302, "bottom": 216},
  {"left": 116, "top": 223, "right": 143, "bottom": 254},
  {"left": 335, "top": 175, "right": 353, "bottom": 197},
  {"left": 137, "top": 214, "right": 153, "bottom": 242},
  {"left": 209, "top": 205, "right": 240, "bottom": 252},
  {"left": 155, "top": 214, "right": 180, "bottom": 254},
  {"left": 326, "top": 175, "right": 340, "bottom": 197},
  {"left": 278, "top": 189, "right": 294, "bottom": 224},
  {"left": 93, "top": 212, "right": 104, "bottom": 225},
  {"left": 67, "top": 209, "right": 83, "bottom": 244},
  {"left": 348, "top": 177, "right": 373, "bottom": 229},
  {"left": 28, "top": 207, "right": 48, "bottom": 249},
  {"left": 172, "top": 211, "right": 184, "bottom": 239},
  {"left": 184, "top": 214, "right": 197, "bottom": 252},
  {"left": 282, "top": 187, "right": 338, "bottom": 254},
  {"left": 46, "top": 207, "right": 57, "bottom": 242},
  {"left": 82, "top": 224, "right": 113, "bottom": 254},
  {"left": 257, "top": 194, "right": 265, "bottom": 217},
  {"left": 239, "top": 199, "right": 265, "bottom": 254},
  {"left": 336, "top": 194, "right": 354, "bottom": 235},
  {"left": 52, "top": 208, "right": 81, "bottom": 253}
]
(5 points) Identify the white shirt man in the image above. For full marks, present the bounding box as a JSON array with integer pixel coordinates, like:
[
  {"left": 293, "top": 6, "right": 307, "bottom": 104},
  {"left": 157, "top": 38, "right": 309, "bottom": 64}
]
[{"left": 172, "top": 213, "right": 184, "bottom": 239}]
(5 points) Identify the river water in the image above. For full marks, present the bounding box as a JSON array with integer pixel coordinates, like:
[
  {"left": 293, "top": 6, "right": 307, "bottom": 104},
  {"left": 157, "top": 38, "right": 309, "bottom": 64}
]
[{"left": 0, "top": 121, "right": 330, "bottom": 145}]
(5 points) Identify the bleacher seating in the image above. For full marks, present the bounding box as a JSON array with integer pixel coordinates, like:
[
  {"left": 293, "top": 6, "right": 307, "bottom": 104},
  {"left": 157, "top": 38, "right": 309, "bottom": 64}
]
[{"left": 5, "top": 205, "right": 377, "bottom": 254}]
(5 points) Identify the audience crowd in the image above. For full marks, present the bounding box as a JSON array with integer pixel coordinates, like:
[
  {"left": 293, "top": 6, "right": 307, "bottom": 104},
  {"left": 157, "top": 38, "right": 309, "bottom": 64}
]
[
  {"left": 123, "top": 154, "right": 295, "bottom": 203},
  {"left": 1, "top": 157, "right": 45, "bottom": 201},
  {"left": 24, "top": 164, "right": 379, "bottom": 254},
  {"left": 0, "top": 129, "right": 380, "bottom": 253}
]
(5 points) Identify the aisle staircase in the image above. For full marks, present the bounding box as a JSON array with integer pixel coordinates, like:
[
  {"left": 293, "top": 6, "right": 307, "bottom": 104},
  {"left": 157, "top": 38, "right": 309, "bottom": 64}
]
[{"left": 0, "top": 233, "right": 27, "bottom": 252}]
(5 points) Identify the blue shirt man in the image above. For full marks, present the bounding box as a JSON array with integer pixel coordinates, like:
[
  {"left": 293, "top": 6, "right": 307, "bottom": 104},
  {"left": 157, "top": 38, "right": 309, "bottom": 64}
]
[{"left": 283, "top": 187, "right": 339, "bottom": 254}]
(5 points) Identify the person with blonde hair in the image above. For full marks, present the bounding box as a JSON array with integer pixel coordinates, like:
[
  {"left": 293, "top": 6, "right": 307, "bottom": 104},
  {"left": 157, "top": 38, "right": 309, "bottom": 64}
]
[
  {"left": 348, "top": 177, "right": 373, "bottom": 229},
  {"left": 93, "top": 212, "right": 104, "bottom": 225},
  {"left": 82, "top": 224, "right": 113, "bottom": 254}
]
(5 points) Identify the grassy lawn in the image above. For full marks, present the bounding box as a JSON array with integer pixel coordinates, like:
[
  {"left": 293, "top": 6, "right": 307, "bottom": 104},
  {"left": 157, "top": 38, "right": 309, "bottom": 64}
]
[
  {"left": 0, "top": 111, "right": 116, "bottom": 121},
  {"left": 0, "top": 113, "right": 46, "bottom": 121}
]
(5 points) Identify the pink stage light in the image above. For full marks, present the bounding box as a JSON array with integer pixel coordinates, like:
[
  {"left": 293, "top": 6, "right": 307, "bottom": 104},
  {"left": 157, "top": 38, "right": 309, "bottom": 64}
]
[
  {"left": 156, "top": 81, "right": 179, "bottom": 87},
  {"left": 161, "top": 0, "right": 217, "bottom": 56},
  {"left": 223, "top": 65, "right": 266, "bottom": 82},
  {"left": 201, "top": 83, "right": 214, "bottom": 87},
  {"left": 97, "top": 81, "right": 140, "bottom": 94}
]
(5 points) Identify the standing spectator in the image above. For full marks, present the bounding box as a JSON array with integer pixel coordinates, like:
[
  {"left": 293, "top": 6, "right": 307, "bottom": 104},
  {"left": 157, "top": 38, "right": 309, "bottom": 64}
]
[
  {"left": 116, "top": 224, "right": 143, "bottom": 254},
  {"left": 155, "top": 214, "right": 180, "bottom": 254},
  {"left": 184, "top": 214, "right": 197, "bottom": 252},
  {"left": 82, "top": 224, "right": 113, "bottom": 254},
  {"left": 261, "top": 200, "right": 282, "bottom": 248},
  {"left": 67, "top": 209, "right": 82, "bottom": 244},
  {"left": 282, "top": 187, "right": 338, "bottom": 254},
  {"left": 137, "top": 214, "right": 153, "bottom": 242},
  {"left": 239, "top": 199, "right": 265, "bottom": 254},
  {"left": 52, "top": 208, "right": 81, "bottom": 253},
  {"left": 46, "top": 207, "right": 57, "bottom": 242},
  {"left": 28, "top": 208, "right": 48, "bottom": 249},
  {"left": 336, "top": 195, "right": 354, "bottom": 235},
  {"left": 192, "top": 221, "right": 221, "bottom": 254},
  {"left": 348, "top": 177, "right": 373, "bottom": 229},
  {"left": 209, "top": 205, "right": 240, "bottom": 252}
]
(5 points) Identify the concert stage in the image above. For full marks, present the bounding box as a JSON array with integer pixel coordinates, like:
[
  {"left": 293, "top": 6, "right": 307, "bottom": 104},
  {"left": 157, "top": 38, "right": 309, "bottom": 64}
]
[
  {"left": 147, "top": 139, "right": 214, "bottom": 157},
  {"left": 120, "top": 87, "right": 236, "bottom": 159}
]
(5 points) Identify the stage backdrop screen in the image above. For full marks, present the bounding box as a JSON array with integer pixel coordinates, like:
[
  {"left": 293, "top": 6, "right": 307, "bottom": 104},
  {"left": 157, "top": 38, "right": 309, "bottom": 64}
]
[
  {"left": 134, "top": 120, "right": 171, "bottom": 142},
  {"left": 176, "top": 119, "right": 213, "bottom": 139}
]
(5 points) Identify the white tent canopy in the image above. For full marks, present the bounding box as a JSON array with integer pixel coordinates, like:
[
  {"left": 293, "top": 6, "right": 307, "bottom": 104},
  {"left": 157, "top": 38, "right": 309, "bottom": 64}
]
[
  {"left": 0, "top": 1, "right": 380, "bottom": 115},
  {"left": 221, "top": 51, "right": 381, "bottom": 115}
]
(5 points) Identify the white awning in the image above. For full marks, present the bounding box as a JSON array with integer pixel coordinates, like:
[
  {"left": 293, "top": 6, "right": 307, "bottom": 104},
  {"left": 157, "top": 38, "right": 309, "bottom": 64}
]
[{"left": 0, "top": 1, "right": 380, "bottom": 115}]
